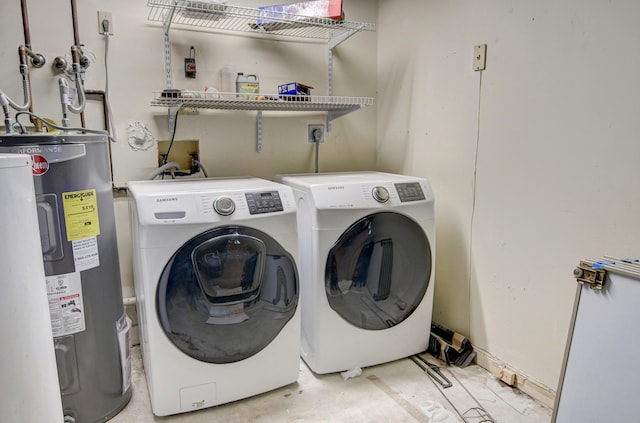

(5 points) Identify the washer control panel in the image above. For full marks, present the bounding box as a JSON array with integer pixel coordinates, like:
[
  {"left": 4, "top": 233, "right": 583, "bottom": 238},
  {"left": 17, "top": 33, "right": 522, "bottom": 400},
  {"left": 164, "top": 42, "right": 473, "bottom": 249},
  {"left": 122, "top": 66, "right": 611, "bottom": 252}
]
[
  {"left": 395, "top": 182, "right": 426, "bottom": 202},
  {"left": 245, "top": 191, "right": 284, "bottom": 215},
  {"left": 130, "top": 178, "right": 296, "bottom": 226}
]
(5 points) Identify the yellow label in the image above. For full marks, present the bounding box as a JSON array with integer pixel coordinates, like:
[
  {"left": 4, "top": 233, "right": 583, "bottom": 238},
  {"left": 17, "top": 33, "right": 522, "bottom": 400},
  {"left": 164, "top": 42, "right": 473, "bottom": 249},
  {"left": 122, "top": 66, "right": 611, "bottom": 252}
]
[
  {"left": 238, "top": 83, "right": 259, "bottom": 93},
  {"left": 62, "top": 189, "right": 100, "bottom": 241}
]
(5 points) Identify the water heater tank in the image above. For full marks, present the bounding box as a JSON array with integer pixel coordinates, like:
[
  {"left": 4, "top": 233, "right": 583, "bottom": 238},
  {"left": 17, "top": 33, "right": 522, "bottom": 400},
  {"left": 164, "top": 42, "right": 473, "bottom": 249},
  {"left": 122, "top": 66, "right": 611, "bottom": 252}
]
[{"left": 0, "top": 134, "right": 132, "bottom": 422}]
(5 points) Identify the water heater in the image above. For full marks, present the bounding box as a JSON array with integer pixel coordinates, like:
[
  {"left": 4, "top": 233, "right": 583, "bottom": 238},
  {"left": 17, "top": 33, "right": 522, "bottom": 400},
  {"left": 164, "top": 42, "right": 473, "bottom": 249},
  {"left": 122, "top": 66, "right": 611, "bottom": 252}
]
[{"left": 0, "top": 134, "right": 132, "bottom": 422}]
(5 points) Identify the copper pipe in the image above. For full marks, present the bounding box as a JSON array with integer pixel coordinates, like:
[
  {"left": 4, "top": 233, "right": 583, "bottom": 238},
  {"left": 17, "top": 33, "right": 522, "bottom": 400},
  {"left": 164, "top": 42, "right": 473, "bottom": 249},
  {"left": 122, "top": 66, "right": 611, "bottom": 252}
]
[
  {"left": 18, "top": 45, "right": 27, "bottom": 66},
  {"left": 20, "top": 0, "right": 31, "bottom": 48},
  {"left": 70, "top": 0, "right": 81, "bottom": 46},
  {"left": 20, "top": 0, "right": 41, "bottom": 131},
  {"left": 20, "top": 46, "right": 45, "bottom": 67},
  {"left": 70, "top": 0, "right": 85, "bottom": 127}
]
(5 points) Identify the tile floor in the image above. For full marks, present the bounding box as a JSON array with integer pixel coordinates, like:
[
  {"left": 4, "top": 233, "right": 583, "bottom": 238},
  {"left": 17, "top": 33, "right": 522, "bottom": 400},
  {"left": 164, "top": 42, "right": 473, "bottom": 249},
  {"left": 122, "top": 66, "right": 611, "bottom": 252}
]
[{"left": 110, "top": 346, "right": 552, "bottom": 422}]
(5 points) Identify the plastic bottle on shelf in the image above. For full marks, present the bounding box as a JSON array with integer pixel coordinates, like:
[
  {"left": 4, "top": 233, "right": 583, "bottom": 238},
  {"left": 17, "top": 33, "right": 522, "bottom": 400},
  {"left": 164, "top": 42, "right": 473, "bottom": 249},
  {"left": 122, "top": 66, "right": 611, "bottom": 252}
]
[
  {"left": 220, "top": 63, "right": 235, "bottom": 96},
  {"left": 235, "top": 73, "right": 260, "bottom": 99}
]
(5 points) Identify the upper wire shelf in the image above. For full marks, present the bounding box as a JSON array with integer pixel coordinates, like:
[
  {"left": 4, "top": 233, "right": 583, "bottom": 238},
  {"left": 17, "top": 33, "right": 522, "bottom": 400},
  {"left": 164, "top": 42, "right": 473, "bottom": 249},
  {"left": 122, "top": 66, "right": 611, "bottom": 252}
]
[{"left": 147, "top": 0, "right": 376, "bottom": 42}]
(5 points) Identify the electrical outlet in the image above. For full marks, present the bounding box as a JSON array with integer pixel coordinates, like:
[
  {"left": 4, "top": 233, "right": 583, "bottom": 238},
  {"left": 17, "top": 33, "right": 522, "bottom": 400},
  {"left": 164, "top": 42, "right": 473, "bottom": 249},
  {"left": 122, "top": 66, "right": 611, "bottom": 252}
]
[
  {"left": 308, "top": 124, "right": 325, "bottom": 143},
  {"left": 499, "top": 367, "right": 517, "bottom": 386},
  {"left": 98, "top": 11, "right": 113, "bottom": 35}
]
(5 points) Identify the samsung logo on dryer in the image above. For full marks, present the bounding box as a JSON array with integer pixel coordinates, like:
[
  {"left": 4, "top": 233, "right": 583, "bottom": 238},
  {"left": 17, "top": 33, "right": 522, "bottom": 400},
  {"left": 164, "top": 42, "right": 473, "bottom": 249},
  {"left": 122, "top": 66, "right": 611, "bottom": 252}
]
[
  {"left": 327, "top": 186, "right": 345, "bottom": 190},
  {"left": 156, "top": 197, "right": 178, "bottom": 203}
]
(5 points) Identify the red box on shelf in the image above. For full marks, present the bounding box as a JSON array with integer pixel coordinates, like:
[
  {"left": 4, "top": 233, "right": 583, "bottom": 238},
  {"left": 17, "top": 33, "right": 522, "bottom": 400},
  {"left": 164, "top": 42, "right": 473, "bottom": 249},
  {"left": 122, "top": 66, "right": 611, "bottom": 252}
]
[{"left": 258, "top": 0, "right": 343, "bottom": 25}]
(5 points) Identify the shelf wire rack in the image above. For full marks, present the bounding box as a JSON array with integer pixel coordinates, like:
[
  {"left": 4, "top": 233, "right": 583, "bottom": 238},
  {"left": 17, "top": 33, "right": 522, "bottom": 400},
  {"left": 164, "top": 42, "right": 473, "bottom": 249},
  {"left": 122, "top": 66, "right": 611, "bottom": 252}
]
[
  {"left": 151, "top": 91, "right": 374, "bottom": 112},
  {"left": 147, "top": 0, "right": 376, "bottom": 42}
]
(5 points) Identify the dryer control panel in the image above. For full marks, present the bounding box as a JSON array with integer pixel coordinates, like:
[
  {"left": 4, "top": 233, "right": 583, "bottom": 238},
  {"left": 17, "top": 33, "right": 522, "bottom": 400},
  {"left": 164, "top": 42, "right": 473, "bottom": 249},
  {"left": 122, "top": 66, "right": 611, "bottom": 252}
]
[
  {"left": 395, "top": 182, "right": 426, "bottom": 202},
  {"left": 308, "top": 180, "right": 433, "bottom": 210}
]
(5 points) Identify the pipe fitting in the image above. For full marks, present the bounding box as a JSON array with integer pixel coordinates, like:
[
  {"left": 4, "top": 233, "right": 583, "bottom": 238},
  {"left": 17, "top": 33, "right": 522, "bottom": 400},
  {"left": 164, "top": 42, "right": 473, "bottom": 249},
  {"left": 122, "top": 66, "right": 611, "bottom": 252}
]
[
  {"left": 19, "top": 45, "right": 45, "bottom": 68},
  {"left": 54, "top": 56, "right": 68, "bottom": 72},
  {"left": 30, "top": 53, "right": 46, "bottom": 68}
]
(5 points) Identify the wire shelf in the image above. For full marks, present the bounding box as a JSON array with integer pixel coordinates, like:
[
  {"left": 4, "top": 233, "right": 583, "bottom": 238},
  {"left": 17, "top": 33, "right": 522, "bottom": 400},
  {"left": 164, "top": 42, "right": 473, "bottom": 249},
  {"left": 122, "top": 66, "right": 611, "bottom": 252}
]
[
  {"left": 151, "top": 91, "right": 374, "bottom": 112},
  {"left": 147, "top": 0, "right": 376, "bottom": 41}
]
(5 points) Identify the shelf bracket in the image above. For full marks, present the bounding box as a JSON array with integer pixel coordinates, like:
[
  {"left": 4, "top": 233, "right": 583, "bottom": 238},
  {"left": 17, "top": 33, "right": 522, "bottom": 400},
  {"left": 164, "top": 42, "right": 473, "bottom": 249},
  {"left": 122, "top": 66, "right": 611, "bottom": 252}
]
[
  {"left": 256, "top": 111, "right": 263, "bottom": 152},
  {"left": 162, "top": 4, "right": 177, "bottom": 89},
  {"left": 327, "top": 48, "right": 333, "bottom": 132},
  {"left": 167, "top": 105, "right": 180, "bottom": 133},
  {"left": 327, "top": 106, "right": 361, "bottom": 126},
  {"left": 326, "top": 23, "right": 366, "bottom": 133},
  {"left": 328, "top": 25, "right": 364, "bottom": 50}
]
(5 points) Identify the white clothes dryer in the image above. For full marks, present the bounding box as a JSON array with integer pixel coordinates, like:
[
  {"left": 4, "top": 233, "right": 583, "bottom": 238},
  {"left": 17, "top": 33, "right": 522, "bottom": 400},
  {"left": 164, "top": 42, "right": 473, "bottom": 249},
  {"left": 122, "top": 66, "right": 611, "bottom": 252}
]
[
  {"left": 276, "top": 172, "right": 435, "bottom": 374},
  {"left": 128, "top": 178, "right": 300, "bottom": 416}
]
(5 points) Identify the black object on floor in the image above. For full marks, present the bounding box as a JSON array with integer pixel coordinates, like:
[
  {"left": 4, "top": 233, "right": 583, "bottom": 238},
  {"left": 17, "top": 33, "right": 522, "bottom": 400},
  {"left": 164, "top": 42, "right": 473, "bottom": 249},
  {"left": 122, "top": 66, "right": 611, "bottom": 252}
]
[{"left": 427, "top": 321, "right": 476, "bottom": 367}]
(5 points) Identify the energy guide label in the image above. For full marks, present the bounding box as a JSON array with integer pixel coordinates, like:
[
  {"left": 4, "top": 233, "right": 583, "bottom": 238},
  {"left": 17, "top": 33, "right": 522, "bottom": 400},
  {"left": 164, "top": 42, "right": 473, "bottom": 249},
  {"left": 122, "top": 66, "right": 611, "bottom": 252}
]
[
  {"left": 62, "top": 189, "right": 101, "bottom": 241},
  {"left": 46, "top": 272, "right": 86, "bottom": 337}
]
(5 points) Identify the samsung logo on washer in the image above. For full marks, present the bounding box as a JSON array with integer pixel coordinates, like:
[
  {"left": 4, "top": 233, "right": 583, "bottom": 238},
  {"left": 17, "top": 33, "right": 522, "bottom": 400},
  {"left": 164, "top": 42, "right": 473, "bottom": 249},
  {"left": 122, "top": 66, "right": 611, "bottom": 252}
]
[
  {"left": 327, "top": 186, "right": 345, "bottom": 190},
  {"left": 156, "top": 197, "right": 178, "bottom": 203}
]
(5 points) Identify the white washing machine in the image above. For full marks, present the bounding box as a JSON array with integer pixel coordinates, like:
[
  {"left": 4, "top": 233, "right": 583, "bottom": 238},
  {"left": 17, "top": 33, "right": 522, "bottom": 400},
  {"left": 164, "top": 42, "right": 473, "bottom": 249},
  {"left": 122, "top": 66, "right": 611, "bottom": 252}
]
[
  {"left": 128, "top": 178, "right": 300, "bottom": 416},
  {"left": 276, "top": 171, "right": 435, "bottom": 374}
]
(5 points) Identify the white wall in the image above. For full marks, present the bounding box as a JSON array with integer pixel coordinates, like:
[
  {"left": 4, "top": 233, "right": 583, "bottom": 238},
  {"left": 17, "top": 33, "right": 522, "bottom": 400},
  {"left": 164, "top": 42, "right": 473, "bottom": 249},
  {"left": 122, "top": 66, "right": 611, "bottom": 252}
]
[
  {"left": 378, "top": 0, "right": 640, "bottom": 394},
  {"left": 1, "top": 0, "right": 378, "bottom": 297}
]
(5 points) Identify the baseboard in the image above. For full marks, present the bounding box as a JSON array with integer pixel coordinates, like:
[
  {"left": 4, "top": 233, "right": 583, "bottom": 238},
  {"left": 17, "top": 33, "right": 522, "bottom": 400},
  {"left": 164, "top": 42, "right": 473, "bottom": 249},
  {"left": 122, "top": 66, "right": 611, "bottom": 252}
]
[{"left": 473, "top": 347, "right": 556, "bottom": 408}]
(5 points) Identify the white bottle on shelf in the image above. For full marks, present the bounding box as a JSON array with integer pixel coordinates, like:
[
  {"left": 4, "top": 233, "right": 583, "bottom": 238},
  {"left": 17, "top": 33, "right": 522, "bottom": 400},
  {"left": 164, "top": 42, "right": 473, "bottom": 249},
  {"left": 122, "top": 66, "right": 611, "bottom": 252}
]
[{"left": 220, "top": 63, "right": 235, "bottom": 95}]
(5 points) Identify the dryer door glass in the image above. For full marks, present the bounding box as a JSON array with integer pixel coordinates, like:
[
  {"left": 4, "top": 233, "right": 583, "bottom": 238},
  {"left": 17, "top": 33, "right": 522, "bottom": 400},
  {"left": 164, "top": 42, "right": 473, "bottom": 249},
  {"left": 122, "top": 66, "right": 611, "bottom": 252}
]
[
  {"left": 325, "top": 212, "right": 431, "bottom": 330},
  {"left": 157, "top": 226, "right": 298, "bottom": 363}
]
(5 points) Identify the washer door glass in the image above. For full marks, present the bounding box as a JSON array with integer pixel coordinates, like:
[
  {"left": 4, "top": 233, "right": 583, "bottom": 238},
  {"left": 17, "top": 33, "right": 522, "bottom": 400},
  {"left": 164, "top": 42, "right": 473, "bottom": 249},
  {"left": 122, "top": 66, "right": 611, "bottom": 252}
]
[
  {"left": 157, "top": 226, "right": 298, "bottom": 363},
  {"left": 325, "top": 212, "right": 431, "bottom": 330}
]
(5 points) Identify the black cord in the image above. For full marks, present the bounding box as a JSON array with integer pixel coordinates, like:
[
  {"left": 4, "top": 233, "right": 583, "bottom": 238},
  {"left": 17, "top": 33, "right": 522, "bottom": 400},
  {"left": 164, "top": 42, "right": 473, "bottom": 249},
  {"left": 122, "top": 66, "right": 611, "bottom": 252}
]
[{"left": 163, "top": 106, "right": 183, "bottom": 166}]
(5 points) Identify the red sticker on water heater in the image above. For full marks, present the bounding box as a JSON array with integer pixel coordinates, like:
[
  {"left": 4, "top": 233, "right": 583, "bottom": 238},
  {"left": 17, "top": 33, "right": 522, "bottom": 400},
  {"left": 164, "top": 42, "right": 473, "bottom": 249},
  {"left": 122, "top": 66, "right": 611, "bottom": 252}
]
[{"left": 31, "top": 154, "right": 49, "bottom": 175}]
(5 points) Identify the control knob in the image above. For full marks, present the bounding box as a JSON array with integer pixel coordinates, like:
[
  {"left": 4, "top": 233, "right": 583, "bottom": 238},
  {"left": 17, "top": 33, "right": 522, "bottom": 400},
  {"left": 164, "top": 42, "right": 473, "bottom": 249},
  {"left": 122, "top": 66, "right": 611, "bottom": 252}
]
[
  {"left": 213, "top": 196, "right": 235, "bottom": 216},
  {"left": 372, "top": 186, "right": 390, "bottom": 203}
]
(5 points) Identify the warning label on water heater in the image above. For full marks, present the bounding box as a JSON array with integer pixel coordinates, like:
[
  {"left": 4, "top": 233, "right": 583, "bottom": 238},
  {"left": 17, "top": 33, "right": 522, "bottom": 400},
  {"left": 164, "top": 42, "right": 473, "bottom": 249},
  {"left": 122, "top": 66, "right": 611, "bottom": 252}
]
[
  {"left": 46, "top": 272, "right": 86, "bottom": 337},
  {"left": 62, "top": 189, "right": 101, "bottom": 241}
]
